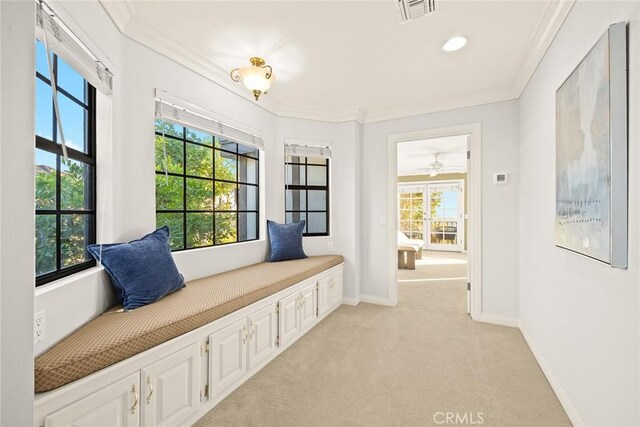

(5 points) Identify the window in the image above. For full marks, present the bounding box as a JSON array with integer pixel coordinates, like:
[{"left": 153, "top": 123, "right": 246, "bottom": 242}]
[
  {"left": 284, "top": 155, "right": 329, "bottom": 236},
  {"left": 155, "top": 119, "right": 260, "bottom": 250},
  {"left": 399, "top": 189, "right": 425, "bottom": 241},
  {"left": 35, "top": 40, "right": 97, "bottom": 286}
]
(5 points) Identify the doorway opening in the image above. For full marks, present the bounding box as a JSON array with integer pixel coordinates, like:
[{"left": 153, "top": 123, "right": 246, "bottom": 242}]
[{"left": 387, "top": 124, "right": 481, "bottom": 319}]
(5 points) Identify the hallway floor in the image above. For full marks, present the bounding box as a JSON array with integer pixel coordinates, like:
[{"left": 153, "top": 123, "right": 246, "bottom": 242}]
[{"left": 195, "top": 256, "right": 570, "bottom": 426}]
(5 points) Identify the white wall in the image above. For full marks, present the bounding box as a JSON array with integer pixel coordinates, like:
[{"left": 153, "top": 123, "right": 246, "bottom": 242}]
[
  {"left": 361, "top": 100, "right": 520, "bottom": 318},
  {"left": 276, "top": 117, "right": 362, "bottom": 299},
  {"left": 518, "top": 1, "right": 640, "bottom": 425},
  {"left": 0, "top": 2, "right": 35, "bottom": 425}
]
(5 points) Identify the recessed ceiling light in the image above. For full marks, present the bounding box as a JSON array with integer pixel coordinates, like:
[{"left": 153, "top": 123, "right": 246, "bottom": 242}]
[{"left": 442, "top": 36, "right": 467, "bottom": 52}]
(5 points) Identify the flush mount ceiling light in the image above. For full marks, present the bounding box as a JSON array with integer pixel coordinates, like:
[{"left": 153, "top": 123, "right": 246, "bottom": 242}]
[
  {"left": 442, "top": 36, "right": 467, "bottom": 52},
  {"left": 230, "top": 57, "right": 273, "bottom": 101}
]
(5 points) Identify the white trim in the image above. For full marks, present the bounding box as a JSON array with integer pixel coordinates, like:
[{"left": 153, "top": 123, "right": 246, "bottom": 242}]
[
  {"left": 519, "top": 321, "right": 586, "bottom": 426},
  {"left": 97, "top": 1, "right": 573, "bottom": 124},
  {"left": 359, "top": 294, "right": 395, "bottom": 307},
  {"left": 278, "top": 105, "right": 367, "bottom": 124},
  {"left": 512, "top": 0, "right": 575, "bottom": 95},
  {"left": 341, "top": 296, "right": 361, "bottom": 306},
  {"left": 475, "top": 313, "right": 519, "bottom": 328},
  {"left": 97, "top": 0, "right": 135, "bottom": 33},
  {"left": 387, "top": 124, "right": 482, "bottom": 318}
]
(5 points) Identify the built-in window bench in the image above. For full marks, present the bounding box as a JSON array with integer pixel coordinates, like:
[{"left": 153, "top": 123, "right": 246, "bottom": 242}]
[{"left": 34, "top": 255, "right": 344, "bottom": 427}]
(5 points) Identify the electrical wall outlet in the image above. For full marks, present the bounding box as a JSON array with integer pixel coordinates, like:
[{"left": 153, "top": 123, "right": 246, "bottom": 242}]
[
  {"left": 328, "top": 241, "right": 334, "bottom": 252},
  {"left": 34, "top": 311, "right": 45, "bottom": 344}
]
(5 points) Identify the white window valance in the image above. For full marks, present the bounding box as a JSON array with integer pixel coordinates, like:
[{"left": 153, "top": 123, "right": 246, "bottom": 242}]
[
  {"left": 284, "top": 143, "right": 331, "bottom": 159},
  {"left": 155, "top": 91, "right": 265, "bottom": 151},
  {"left": 36, "top": 1, "right": 113, "bottom": 94}
]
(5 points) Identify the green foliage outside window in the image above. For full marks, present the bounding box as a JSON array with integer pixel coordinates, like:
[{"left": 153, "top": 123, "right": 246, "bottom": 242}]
[
  {"left": 155, "top": 120, "right": 258, "bottom": 250},
  {"left": 35, "top": 159, "right": 92, "bottom": 276}
]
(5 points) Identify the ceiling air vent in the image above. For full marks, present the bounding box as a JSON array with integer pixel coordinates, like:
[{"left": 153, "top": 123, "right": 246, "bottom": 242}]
[{"left": 398, "top": 0, "right": 436, "bottom": 23}]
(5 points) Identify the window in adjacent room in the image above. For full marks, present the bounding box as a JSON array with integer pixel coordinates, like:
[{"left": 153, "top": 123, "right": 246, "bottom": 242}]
[
  {"left": 155, "top": 120, "right": 260, "bottom": 250},
  {"left": 284, "top": 144, "right": 330, "bottom": 236},
  {"left": 35, "top": 40, "right": 97, "bottom": 286}
]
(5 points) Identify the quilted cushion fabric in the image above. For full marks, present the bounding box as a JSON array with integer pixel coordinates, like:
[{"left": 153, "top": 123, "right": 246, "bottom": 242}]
[
  {"left": 267, "top": 220, "right": 307, "bottom": 262},
  {"left": 34, "top": 255, "right": 343, "bottom": 392},
  {"left": 87, "top": 226, "right": 185, "bottom": 311}
]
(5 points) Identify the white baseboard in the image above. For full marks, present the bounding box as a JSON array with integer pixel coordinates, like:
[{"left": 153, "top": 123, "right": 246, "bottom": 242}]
[
  {"left": 519, "top": 321, "right": 585, "bottom": 427},
  {"left": 359, "top": 294, "right": 396, "bottom": 307},
  {"left": 341, "top": 296, "right": 360, "bottom": 306},
  {"left": 475, "top": 313, "right": 519, "bottom": 328}
]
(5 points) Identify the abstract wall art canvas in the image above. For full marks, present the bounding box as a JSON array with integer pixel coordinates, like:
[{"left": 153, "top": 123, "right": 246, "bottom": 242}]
[{"left": 555, "top": 22, "right": 628, "bottom": 268}]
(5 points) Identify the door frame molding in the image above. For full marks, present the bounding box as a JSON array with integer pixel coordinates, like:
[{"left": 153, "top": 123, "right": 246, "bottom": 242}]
[{"left": 387, "top": 123, "right": 482, "bottom": 320}]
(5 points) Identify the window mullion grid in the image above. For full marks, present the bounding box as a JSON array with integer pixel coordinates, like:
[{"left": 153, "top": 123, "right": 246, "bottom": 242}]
[
  {"left": 256, "top": 154, "right": 260, "bottom": 241},
  {"left": 182, "top": 129, "right": 188, "bottom": 251},
  {"left": 236, "top": 147, "right": 239, "bottom": 243},
  {"left": 36, "top": 72, "right": 88, "bottom": 110},
  {"left": 53, "top": 54, "right": 62, "bottom": 272},
  {"left": 325, "top": 159, "right": 330, "bottom": 234},
  {"left": 305, "top": 159, "right": 309, "bottom": 234},
  {"left": 213, "top": 138, "right": 217, "bottom": 245},
  {"left": 35, "top": 48, "right": 97, "bottom": 286},
  {"left": 212, "top": 139, "right": 216, "bottom": 245}
]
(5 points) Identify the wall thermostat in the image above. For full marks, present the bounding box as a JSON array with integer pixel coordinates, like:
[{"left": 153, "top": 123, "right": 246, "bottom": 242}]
[{"left": 493, "top": 173, "right": 508, "bottom": 185}]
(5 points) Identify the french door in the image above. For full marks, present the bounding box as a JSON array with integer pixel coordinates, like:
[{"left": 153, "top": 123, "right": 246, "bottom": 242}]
[
  {"left": 398, "top": 186, "right": 426, "bottom": 241},
  {"left": 427, "top": 182, "right": 464, "bottom": 252}
]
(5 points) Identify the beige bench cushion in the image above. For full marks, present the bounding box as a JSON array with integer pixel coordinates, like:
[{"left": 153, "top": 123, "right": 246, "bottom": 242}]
[
  {"left": 398, "top": 244, "right": 420, "bottom": 252},
  {"left": 35, "top": 255, "right": 343, "bottom": 392}
]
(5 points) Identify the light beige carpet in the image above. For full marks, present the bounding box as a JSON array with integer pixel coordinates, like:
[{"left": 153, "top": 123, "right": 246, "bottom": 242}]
[
  {"left": 398, "top": 250, "right": 467, "bottom": 282},
  {"left": 194, "top": 256, "right": 570, "bottom": 427}
]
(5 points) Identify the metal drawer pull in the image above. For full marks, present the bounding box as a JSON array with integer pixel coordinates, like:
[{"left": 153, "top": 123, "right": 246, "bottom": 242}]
[
  {"left": 146, "top": 375, "right": 154, "bottom": 404},
  {"left": 130, "top": 384, "right": 138, "bottom": 414}
]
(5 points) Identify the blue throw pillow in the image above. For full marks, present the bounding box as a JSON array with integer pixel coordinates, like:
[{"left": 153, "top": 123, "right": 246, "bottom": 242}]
[
  {"left": 267, "top": 220, "right": 307, "bottom": 262},
  {"left": 87, "top": 226, "right": 185, "bottom": 311}
]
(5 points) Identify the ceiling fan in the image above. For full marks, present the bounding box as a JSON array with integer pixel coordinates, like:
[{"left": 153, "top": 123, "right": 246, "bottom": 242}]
[{"left": 419, "top": 153, "right": 465, "bottom": 177}]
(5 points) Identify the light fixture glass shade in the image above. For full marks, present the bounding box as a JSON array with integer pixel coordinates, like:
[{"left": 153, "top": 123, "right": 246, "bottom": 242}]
[
  {"left": 239, "top": 66, "right": 272, "bottom": 93},
  {"left": 230, "top": 57, "right": 274, "bottom": 100}
]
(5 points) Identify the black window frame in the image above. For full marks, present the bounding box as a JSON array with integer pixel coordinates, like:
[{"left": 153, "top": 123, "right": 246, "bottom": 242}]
[
  {"left": 155, "top": 121, "right": 261, "bottom": 251},
  {"left": 35, "top": 48, "right": 97, "bottom": 287},
  {"left": 284, "top": 156, "right": 330, "bottom": 237}
]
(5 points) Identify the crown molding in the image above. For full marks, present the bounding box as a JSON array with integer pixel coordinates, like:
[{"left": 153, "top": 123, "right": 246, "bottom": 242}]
[
  {"left": 361, "top": 85, "right": 518, "bottom": 124},
  {"left": 511, "top": 0, "right": 575, "bottom": 96},
  {"left": 277, "top": 104, "right": 366, "bottom": 124},
  {"left": 99, "top": 0, "right": 573, "bottom": 125},
  {"left": 98, "top": 0, "right": 136, "bottom": 33}
]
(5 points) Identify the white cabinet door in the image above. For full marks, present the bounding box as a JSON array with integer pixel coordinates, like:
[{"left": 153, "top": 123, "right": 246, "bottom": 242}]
[
  {"left": 299, "top": 283, "right": 317, "bottom": 331},
  {"left": 278, "top": 291, "right": 301, "bottom": 348},
  {"left": 317, "top": 276, "right": 333, "bottom": 318},
  {"left": 247, "top": 304, "right": 278, "bottom": 372},
  {"left": 209, "top": 319, "right": 247, "bottom": 399},
  {"left": 331, "top": 270, "right": 343, "bottom": 306},
  {"left": 141, "top": 344, "right": 200, "bottom": 427},
  {"left": 45, "top": 372, "right": 140, "bottom": 427}
]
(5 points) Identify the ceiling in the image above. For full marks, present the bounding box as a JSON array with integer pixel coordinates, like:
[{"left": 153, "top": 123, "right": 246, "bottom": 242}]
[
  {"left": 100, "top": 0, "right": 574, "bottom": 123},
  {"left": 397, "top": 134, "right": 468, "bottom": 176}
]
